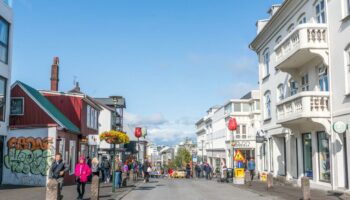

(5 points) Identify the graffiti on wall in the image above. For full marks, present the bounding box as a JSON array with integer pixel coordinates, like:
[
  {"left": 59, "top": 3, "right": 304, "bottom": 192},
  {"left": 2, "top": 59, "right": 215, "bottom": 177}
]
[{"left": 4, "top": 137, "right": 55, "bottom": 176}]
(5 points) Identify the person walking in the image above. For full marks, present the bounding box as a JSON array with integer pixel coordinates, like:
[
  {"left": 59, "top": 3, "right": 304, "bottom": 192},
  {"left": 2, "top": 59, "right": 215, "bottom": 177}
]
[
  {"left": 100, "top": 157, "right": 111, "bottom": 183},
  {"left": 91, "top": 157, "right": 100, "bottom": 177},
  {"left": 185, "top": 163, "right": 191, "bottom": 179},
  {"left": 114, "top": 156, "right": 123, "bottom": 188},
  {"left": 75, "top": 156, "right": 92, "bottom": 200},
  {"left": 143, "top": 161, "right": 150, "bottom": 183},
  {"left": 247, "top": 158, "right": 256, "bottom": 185},
  {"left": 49, "top": 153, "right": 67, "bottom": 192}
]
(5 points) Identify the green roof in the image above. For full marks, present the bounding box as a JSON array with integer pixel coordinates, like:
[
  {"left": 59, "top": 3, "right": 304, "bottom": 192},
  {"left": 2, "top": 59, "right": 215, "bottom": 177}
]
[{"left": 17, "top": 81, "right": 80, "bottom": 133}]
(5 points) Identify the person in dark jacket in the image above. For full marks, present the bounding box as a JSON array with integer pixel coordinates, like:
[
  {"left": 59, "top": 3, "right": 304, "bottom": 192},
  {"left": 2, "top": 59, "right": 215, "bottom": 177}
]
[{"left": 49, "top": 153, "right": 67, "bottom": 191}]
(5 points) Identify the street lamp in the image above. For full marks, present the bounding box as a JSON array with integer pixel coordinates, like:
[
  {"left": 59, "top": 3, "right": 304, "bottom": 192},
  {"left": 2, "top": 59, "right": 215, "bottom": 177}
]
[{"left": 110, "top": 95, "right": 125, "bottom": 193}]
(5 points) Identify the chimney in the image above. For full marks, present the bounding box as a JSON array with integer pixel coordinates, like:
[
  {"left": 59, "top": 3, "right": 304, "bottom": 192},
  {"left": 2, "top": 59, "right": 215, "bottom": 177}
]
[{"left": 50, "top": 57, "right": 59, "bottom": 91}]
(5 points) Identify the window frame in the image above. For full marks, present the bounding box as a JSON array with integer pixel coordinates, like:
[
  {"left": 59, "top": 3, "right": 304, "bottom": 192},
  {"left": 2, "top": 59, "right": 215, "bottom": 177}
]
[
  {"left": 10, "top": 97, "right": 24, "bottom": 116},
  {"left": 318, "top": 65, "right": 329, "bottom": 92},
  {"left": 262, "top": 49, "right": 270, "bottom": 78},
  {"left": 345, "top": 46, "right": 350, "bottom": 94},
  {"left": 0, "top": 18, "right": 9, "bottom": 64},
  {"left": 87, "top": 105, "right": 98, "bottom": 130},
  {"left": 301, "top": 74, "right": 310, "bottom": 91},
  {"left": 316, "top": 0, "right": 326, "bottom": 24},
  {"left": 264, "top": 91, "right": 271, "bottom": 120},
  {"left": 298, "top": 13, "right": 307, "bottom": 24},
  {"left": 302, "top": 133, "right": 313, "bottom": 179},
  {"left": 277, "top": 84, "right": 284, "bottom": 102},
  {"left": 0, "top": 76, "right": 7, "bottom": 122},
  {"left": 290, "top": 79, "right": 298, "bottom": 96},
  {"left": 287, "top": 23, "right": 295, "bottom": 33},
  {"left": 317, "top": 131, "right": 331, "bottom": 183}
]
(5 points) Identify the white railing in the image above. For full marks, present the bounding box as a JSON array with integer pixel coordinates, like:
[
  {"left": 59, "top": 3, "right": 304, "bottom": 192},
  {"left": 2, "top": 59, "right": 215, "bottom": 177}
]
[
  {"left": 274, "top": 24, "right": 328, "bottom": 65},
  {"left": 276, "top": 91, "right": 330, "bottom": 123}
]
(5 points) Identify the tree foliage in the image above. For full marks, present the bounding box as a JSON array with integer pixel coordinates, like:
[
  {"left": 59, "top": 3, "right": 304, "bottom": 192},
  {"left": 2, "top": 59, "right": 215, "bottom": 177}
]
[{"left": 173, "top": 148, "right": 191, "bottom": 169}]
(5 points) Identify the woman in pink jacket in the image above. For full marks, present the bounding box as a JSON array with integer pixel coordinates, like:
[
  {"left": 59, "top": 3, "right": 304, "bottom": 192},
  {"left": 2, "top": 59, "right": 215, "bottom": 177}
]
[{"left": 75, "top": 156, "right": 92, "bottom": 200}]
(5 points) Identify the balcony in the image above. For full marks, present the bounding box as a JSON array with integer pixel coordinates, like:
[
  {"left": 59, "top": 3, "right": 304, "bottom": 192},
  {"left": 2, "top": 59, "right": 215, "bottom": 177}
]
[
  {"left": 274, "top": 24, "right": 328, "bottom": 71},
  {"left": 276, "top": 91, "right": 330, "bottom": 125}
]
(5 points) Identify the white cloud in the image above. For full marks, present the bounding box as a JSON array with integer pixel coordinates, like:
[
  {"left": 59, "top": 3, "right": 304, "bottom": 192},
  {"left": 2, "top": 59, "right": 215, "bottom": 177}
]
[{"left": 124, "top": 112, "right": 195, "bottom": 145}]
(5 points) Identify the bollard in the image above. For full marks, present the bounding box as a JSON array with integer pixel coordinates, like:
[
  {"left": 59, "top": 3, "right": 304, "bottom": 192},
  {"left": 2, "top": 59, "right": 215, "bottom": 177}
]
[
  {"left": 244, "top": 171, "right": 251, "bottom": 185},
  {"left": 301, "top": 177, "right": 311, "bottom": 200},
  {"left": 267, "top": 173, "right": 273, "bottom": 190},
  {"left": 91, "top": 175, "right": 100, "bottom": 200},
  {"left": 46, "top": 179, "right": 61, "bottom": 200}
]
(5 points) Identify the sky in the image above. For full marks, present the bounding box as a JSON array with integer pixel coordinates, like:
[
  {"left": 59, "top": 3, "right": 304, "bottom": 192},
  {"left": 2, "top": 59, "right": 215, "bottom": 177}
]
[{"left": 11, "top": 0, "right": 282, "bottom": 146}]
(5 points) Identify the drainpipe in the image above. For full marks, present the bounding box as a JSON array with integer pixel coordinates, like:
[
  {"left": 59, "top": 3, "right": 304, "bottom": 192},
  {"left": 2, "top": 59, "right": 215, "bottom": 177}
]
[{"left": 325, "top": 0, "right": 335, "bottom": 191}]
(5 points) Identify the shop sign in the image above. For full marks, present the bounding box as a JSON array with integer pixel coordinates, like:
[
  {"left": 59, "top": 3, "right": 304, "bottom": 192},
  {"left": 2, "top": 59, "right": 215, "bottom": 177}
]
[
  {"left": 192, "top": 155, "right": 198, "bottom": 163},
  {"left": 333, "top": 121, "right": 347, "bottom": 134},
  {"left": 233, "top": 141, "right": 255, "bottom": 148}
]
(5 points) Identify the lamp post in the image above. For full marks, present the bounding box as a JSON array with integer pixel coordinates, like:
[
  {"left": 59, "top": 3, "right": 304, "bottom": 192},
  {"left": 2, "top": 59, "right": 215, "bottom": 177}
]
[
  {"left": 228, "top": 117, "right": 237, "bottom": 174},
  {"left": 110, "top": 95, "right": 125, "bottom": 193}
]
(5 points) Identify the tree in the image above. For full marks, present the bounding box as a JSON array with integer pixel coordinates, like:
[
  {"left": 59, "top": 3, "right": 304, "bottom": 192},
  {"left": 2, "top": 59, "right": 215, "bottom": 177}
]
[{"left": 174, "top": 148, "right": 191, "bottom": 169}]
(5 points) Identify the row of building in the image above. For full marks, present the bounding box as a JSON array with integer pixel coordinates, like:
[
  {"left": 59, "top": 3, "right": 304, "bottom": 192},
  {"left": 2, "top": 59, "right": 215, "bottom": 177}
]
[
  {"left": 0, "top": 0, "right": 151, "bottom": 187},
  {"left": 197, "top": 0, "right": 350, "bottom": 191}
]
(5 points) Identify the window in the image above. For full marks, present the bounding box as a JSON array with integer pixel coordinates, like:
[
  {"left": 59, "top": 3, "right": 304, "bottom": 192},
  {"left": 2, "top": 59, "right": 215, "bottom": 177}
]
[
  {"left": 0, "top": 77, "right": 6, "bottom": 121},
  {"left": 316, "top": 0, "right": 326, "bottom": 23},
  {"left": 302, "top": 133, "right": 313, "bottom": 179},
  {"left": 287, "top": 24, "right": 295, "bottom": 33},
  {"left": 233, "top": 103, "right": 241, "bottom": 112},
  {"left": 255, "top": 100, "right": 260, "bottom": 110},
  {"left": 319, "top": 66, "right": 329, "bottom": 91},
  {"left": 87, "top": 105, "right": 98, "bottom": 129},
  {"left": 290, "top": 79, "right": 298, "bottom": 96},
  {"left": 263, "top": 49, "right": 270, "bottom": 77},
  {"left": 317, "top": 132, "right": 330, "bottom": 182},
  {"left": 224, "top": 103, "right": 232, "bottom": 114},
  {"left": 264, "top": 91, "right": 271, "bottom": 119},
  {"left": 298, "top": 14, "right": 307, "bottom": 24},
  {"left": 69, "top": 140, "right": 76, "bottom": 175},
  {"left": 235, "top": 124, "right": 247, "bottom": 139},
  {"left": 242, "top": 103, "right": 250, "bottom": 112},
  {"left": 345, "top": 47, "right": 350, "bottom": 94},
  {"left": 0, "top": 19, "right": 9, "bottom": 63},
  {"left": 301, "top": 74, "right": 309, "bottom": 91},
  {"left": 277, "top": 84, "right": 284, "bottom": 101},
  {"left": 58, "top": 138, "right": 66, "bottom": 163},
  {"left": 10, "top": 97, "right": 24, "bottom": 115}
]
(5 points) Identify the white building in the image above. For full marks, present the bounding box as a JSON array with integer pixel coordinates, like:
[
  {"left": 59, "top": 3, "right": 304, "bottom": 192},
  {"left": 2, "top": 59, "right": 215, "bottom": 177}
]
[
  {"left": 160, "top": 146, "right": 174, "bottom": 166},
  {"left": 0, "top": 0, "right": 12, "bottom": 184},
  {"left": 195, "top": 90, "right": 260, "bottom": 171},
  {"left": 249, "top": 0, "right": 350, "bottom": 191},
  {"left": 147, "top": 142, "right": 161, "bottom": 166}
]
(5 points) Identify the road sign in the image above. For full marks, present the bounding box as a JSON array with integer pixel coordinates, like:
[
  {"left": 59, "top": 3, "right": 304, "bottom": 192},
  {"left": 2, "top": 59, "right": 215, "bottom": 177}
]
[{"left": 234, "top": 150, "right": 245, "bottom": 161}]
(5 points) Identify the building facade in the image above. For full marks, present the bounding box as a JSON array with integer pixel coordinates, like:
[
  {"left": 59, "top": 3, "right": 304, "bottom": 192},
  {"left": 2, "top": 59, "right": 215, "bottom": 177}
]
[
  {"left": 250, "top": 0, "right": 350, "bottom": 190},
  {"left": 195, "top": 90, "right": 260, "bottom": 171},
  {"left": 0, "top": 0, "right": 13, "bottom": 184}
]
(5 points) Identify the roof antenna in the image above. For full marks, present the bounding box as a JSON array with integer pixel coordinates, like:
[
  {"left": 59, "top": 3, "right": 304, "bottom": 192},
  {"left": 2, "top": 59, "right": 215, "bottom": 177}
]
[{"left": 73, "top": 75, "right": 77, "bottom": 86}]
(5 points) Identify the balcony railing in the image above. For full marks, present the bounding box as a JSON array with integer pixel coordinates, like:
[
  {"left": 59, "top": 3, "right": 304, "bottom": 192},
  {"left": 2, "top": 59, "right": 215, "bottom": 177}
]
[
  {"left": 276, "top": 91, "right": 330, "bottom": 124},
  {"left": 274, "top": 24, "right": 328, "bottom": 69}
]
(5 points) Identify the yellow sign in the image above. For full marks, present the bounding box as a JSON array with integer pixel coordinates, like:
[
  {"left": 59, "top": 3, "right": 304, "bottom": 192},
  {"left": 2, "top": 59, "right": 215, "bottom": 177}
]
[
  {"left": 234, "top": 150, "right": 245, "bottom": 161},
  {"left": 261, "top": 172, "right": 267, "bottom": 182},
  {"left": 234, "top": 168, "right": 245, "bottom": 178}
]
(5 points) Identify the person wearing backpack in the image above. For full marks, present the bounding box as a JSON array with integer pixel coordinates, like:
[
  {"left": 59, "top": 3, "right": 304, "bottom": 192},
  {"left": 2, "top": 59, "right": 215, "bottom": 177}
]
[
  {"left": 101, "top": 157, "right": 111, "bottom": 183},
  {"left": 49, "top": 153, "right": 68, "bottom": 192}
]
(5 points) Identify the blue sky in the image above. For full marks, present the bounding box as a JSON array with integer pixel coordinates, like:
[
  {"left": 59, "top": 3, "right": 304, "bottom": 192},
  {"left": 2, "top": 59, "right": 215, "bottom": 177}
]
[{"left": 12, "top": 0, "right": 282, "bottom": 145}]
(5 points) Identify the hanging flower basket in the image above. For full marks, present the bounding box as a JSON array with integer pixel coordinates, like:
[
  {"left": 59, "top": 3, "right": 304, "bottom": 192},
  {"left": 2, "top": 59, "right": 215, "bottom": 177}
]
[{"left": 100, "top": 130, "right": 130, "bottom": 144}]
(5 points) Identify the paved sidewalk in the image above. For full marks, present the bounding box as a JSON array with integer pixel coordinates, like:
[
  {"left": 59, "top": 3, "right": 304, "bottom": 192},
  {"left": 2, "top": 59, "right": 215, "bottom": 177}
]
[
  {"left": 233, "top": 180, "right": 350, "bottom": 200},
  {"left": 0, "top": 179, "right": 142, "bottom": 200}
]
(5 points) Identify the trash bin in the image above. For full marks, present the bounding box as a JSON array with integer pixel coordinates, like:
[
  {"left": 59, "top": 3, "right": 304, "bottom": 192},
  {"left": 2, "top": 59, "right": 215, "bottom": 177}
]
[{"left": 227, "top": 168, "right": 233, "bottom": 182}]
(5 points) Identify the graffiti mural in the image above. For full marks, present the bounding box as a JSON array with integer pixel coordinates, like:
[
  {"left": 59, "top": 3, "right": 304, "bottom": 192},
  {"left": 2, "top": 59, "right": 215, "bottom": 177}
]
[{"left": 4, "top": 137, "right": 55, "bottom": 176}]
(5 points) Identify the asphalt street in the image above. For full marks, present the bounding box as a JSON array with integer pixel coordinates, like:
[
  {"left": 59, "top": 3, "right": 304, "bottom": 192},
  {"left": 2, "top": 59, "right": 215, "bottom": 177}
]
[{"left": 122, "top": 178, "right": 279, "bottom": 200}]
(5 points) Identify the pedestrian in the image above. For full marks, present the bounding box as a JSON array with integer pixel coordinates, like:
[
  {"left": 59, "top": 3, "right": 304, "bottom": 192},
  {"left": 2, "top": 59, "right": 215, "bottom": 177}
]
[
  {"left": 114, "top": 156, "right": 122, "bottom": 188},
  {"left": 247, "top": 157, "right": 255, "bottom": 185},
  {"left": 91, "top": 157, "right": 100, "bottom": 176},
  {"left": 131, "top": 159, "right": 137, "bottom": 181},
  {"left": 186, "top": 163, "right": 191, "bottom": 179},
  {"left": 49, "top": 153, "right": 67, "bottom": 192},
  {"left": 143, "top": 160, "right": 150, "bottom": 183},
  {"left": 101, "top": 157, "right": 111, "bottom": 183},
  {"left": 203, "top": 163, "right": 209, "bottom": 179},
  {"left": 75, "top": 156, "right": 92, "bottom": 200}
]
